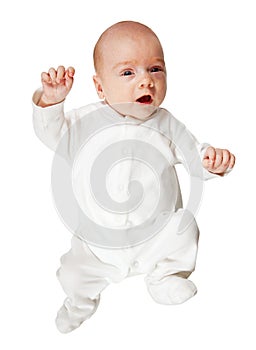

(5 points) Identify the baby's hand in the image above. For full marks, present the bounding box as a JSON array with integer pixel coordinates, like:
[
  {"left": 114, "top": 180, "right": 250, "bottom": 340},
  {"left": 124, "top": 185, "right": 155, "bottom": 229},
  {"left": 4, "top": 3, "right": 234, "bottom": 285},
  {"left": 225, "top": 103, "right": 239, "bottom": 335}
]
[
  {"left": 38, "top": 66, "right": 75, "bottom": 107},
  {"left": 203, "top": 146, "right": 235, "bottom": 175}
]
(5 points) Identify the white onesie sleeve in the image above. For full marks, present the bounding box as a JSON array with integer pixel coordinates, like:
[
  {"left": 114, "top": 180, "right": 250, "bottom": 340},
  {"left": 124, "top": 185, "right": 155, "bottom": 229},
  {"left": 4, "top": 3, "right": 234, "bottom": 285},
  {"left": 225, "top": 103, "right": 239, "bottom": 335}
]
[
  {"left": 32, "top": 89, "right": 100, "bottom": 155},
  {"left": 32, "top": 89, "right": 70, "bottom": 151},
  {"left": 168, "top": 113, "right": 220, "bottom": 180}
]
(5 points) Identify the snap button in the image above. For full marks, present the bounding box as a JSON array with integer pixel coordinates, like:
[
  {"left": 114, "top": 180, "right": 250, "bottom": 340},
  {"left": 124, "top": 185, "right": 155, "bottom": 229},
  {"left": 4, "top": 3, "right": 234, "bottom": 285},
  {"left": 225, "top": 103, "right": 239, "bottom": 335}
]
[
  {"left": 122, "top": 147, "right": 132, "bottom": 156},
  {"left": 132, "top": 260, "right": 139, "bottom": 268}
]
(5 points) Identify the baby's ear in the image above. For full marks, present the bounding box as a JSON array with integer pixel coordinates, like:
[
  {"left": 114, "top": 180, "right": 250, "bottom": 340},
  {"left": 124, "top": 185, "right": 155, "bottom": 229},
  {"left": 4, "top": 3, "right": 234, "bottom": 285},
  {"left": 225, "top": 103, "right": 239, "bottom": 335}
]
[{"left": 93, "top": 75, "right": 105, "bottom": 99}]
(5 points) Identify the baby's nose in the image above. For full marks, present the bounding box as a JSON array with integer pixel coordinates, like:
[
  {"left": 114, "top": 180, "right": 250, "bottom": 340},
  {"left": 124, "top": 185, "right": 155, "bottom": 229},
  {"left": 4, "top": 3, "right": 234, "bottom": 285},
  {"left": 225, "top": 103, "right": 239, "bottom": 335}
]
[{"left": 138, "top": 73, "right": 154, "bottom": 88}]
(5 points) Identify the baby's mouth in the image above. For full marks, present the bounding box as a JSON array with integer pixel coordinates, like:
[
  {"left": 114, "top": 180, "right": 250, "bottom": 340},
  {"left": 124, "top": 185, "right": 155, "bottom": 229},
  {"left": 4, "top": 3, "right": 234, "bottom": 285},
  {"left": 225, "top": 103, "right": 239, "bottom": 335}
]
[{"left": 136, "top": 95, "right": 153, "bottom": 104}]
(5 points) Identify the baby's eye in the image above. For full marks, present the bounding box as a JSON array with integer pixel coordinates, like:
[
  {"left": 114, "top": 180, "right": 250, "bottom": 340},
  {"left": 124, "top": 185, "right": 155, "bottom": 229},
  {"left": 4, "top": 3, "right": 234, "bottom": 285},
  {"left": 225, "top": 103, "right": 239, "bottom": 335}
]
[
  {"left": 150, "top": 67, "right": 162, "bottom": 73},
  {"left": 122, "top": 70, "right": 133, "bottom": 76}
]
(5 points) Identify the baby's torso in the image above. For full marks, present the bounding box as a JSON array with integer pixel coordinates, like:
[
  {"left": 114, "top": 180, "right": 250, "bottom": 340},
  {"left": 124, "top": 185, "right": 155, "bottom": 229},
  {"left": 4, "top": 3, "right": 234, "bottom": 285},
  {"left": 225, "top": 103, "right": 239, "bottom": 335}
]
[
  {"left": 73, "top": 105, "right": 182, "bottom": 225},
  {"left": 54, "top": 103, "right": 183, "bottom": 249}
]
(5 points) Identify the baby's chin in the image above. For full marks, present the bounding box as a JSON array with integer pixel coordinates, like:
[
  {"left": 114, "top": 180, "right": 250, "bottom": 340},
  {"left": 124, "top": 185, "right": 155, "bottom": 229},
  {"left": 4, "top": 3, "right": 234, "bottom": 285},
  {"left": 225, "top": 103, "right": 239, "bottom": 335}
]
[{"left": 109, "top": 102, "right": 158, "bottom": 121}]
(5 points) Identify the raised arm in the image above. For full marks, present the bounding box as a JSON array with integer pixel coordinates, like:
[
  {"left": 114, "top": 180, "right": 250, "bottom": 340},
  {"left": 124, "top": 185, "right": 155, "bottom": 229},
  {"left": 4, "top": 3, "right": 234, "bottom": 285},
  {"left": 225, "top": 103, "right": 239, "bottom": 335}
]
[{"left": 32, "top": 66, "right": 76, "bottom": 151}]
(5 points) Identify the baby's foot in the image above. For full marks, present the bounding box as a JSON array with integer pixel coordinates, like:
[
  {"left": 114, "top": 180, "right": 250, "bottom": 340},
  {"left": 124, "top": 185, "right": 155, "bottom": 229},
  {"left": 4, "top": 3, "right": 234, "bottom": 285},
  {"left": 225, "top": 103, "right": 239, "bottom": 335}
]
[
  {"left": 55, "top": 303, "right": 86, "bottom": 333},
  {"left": 55, "top": 298, "right": 93, "bottom": 333},
  {"left": 56, "top": 296, "right": 99, "bottom": 333},
  {"left": 147, "top": 275, "right": 197, "bottom": 305}
]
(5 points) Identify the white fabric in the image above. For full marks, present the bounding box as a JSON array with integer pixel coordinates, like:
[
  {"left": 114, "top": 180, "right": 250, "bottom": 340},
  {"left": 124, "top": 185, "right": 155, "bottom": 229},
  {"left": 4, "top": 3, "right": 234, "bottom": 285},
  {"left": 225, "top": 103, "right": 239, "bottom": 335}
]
[
  {"left": 32, "top": 90, "right": 217, "bottom": 332},
  {"left": 56, "top": 208, "right": 199, "bottom": 333}
]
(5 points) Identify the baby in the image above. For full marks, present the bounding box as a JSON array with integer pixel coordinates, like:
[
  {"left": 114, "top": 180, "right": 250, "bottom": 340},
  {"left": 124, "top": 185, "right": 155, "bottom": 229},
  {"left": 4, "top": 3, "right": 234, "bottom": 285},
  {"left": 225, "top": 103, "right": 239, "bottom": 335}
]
[{"left": 32, "top": 21, "right": 235, "bottom": 333}]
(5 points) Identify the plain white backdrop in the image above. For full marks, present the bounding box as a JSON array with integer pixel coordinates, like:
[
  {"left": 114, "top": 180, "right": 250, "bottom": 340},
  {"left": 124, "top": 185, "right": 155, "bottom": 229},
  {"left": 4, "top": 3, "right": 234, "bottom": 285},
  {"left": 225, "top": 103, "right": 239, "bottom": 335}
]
[{"left": 1, "top": 0, "right": 255, "bottom": 348}]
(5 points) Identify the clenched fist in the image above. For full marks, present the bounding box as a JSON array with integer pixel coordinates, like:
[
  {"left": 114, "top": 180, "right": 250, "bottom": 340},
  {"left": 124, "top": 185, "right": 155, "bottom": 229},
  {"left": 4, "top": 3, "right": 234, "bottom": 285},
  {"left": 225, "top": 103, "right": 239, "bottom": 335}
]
[{"left": 203, "top": 146, "right": 235, "bottom": 175}]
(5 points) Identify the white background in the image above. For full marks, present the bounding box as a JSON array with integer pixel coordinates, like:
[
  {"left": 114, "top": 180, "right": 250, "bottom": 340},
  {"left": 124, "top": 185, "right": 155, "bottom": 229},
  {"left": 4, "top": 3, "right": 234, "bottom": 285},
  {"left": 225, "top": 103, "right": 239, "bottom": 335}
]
[{"left": 1, "top": 0, "right": 255, "bottom": 348}]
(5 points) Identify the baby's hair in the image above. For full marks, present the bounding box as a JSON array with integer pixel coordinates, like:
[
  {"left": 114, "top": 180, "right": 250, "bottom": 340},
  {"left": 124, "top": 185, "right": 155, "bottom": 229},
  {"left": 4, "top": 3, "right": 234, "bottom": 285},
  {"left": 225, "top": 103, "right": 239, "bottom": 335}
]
[{"left": 93, "top": 21, "right": 163, "bottom": 74}]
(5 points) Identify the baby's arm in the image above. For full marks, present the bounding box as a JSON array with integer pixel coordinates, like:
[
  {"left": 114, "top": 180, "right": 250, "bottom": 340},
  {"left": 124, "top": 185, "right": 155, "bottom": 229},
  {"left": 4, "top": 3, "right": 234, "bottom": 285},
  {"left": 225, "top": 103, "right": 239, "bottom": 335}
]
[
  {"left": 33, "top": 66, "right": 77, "bottom": 152},
  {"left": 169, "top": 114, "right": 235, "bottom": 178},
  {"left": 38, "top": 66, "right": 75, "bottom": 107},
  {"left": 202, "top": 147, "right": 235, "bottom": 175}
]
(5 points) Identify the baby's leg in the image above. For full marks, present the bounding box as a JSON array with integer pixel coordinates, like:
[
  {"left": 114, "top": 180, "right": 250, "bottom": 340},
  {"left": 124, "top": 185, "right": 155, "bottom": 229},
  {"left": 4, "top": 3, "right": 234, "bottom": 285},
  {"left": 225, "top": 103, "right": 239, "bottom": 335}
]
[
  {"left": 56, "top": 236, "right": 121, "bottom": 333},
  {"left": 145, "top": 209, "right": 199, "bottom": 305}
]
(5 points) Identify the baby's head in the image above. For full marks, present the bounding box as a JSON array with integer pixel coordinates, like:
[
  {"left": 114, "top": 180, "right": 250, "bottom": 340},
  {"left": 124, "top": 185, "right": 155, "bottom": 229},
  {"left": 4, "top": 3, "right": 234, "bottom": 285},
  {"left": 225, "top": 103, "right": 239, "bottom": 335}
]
[{"left": 93, "top": 21, "right": 167, "bottom": 107}]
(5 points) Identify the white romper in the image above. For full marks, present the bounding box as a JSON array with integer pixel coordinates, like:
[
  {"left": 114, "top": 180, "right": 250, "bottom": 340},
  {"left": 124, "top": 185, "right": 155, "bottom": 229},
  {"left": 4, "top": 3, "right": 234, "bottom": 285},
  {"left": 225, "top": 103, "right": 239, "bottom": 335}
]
[{"left": 32, "top": 90, "right": 217, "bottom": 333}]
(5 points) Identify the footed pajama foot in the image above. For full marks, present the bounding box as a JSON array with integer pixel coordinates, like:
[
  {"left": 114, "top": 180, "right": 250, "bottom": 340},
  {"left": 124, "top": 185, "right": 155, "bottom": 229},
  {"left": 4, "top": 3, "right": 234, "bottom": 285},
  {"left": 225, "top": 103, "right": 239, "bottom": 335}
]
[{"left": 147, "top": 275, "right": 197, "bottom": 305}]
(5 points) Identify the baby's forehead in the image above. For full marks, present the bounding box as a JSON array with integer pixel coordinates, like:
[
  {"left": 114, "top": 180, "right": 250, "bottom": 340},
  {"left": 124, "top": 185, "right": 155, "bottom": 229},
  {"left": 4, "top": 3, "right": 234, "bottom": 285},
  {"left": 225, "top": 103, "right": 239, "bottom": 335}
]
[{"left": 94, "top": 22, "right": 163, "bottom": 72}]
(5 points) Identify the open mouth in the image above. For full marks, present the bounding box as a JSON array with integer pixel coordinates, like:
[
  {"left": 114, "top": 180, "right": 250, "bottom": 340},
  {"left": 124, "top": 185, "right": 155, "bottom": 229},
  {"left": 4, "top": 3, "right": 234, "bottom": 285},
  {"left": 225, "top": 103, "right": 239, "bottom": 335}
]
[{"left": 136, "top": 95, "right": 153, "bottom": 104}]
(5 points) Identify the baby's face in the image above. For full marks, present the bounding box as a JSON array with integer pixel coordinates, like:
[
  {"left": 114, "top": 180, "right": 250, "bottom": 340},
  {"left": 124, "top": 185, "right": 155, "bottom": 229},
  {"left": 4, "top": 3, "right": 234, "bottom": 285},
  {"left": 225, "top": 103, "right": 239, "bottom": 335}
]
[{"left": 93, "top": 31, "right": 167, "bottom": 107}]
